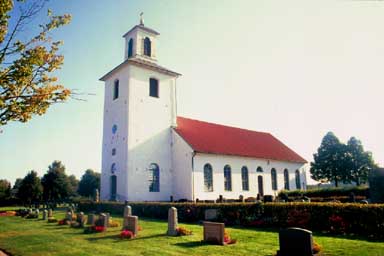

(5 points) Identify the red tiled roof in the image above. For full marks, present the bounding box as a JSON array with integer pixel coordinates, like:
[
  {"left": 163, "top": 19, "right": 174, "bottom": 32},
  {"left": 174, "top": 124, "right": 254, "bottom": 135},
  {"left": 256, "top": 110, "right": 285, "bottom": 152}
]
[{"left": 174, "top": 117, "right": 307, "bottom": 163}]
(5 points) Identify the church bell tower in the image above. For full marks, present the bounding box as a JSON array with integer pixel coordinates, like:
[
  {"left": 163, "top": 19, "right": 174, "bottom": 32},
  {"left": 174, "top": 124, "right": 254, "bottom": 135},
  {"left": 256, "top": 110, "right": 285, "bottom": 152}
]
[{"left": 99, "top": 15, "right": 181, "bottom": 201}]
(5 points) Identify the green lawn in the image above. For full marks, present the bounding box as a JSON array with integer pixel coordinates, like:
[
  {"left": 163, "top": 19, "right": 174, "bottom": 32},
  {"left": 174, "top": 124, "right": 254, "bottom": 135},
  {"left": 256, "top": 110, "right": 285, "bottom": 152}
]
[{"left": 0, "top": 208, "right": 383, "bottom": 256}]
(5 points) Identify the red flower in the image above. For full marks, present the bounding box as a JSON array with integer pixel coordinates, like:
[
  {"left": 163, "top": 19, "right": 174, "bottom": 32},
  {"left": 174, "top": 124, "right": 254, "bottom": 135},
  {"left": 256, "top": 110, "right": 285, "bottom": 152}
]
[
  {"left": 93, "top": 226, "right": 106, "bottom": 232},
  {"left": 120, "top": 229, "right": 134, "bottom": 239}
]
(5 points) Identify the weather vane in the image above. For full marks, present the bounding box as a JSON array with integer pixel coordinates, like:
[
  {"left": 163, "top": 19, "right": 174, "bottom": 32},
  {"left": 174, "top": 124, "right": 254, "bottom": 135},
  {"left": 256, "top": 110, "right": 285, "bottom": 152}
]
[{"left": 140, "top": 12, "right": 144, "bottom": 25}]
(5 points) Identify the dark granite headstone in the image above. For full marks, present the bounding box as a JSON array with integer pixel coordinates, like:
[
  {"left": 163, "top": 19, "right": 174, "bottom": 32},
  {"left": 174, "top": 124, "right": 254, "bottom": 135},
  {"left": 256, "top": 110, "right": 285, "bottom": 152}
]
[{"left": 277, "top": 227, "right": 314, "bottom": 256}]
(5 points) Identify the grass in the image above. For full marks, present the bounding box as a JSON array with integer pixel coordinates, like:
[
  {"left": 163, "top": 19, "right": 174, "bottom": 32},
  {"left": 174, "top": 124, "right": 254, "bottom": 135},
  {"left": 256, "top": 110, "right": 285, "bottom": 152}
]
[{"left": 0, "top": 208, "right": 383, "bottom": 256}]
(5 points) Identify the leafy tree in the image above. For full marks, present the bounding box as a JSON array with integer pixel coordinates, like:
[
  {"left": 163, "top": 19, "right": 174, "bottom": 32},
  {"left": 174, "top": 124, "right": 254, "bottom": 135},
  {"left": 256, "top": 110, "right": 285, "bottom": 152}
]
[
  {"left": 78, "top": 169, "right": 100, "bottom": 197},
  {"left": 11, "top": 177, "right": 22, "bottom": 197},
  {"left": 17, "top": 170, "right": 43, "bottom": 204},
  {"left": 345, "top": 137, "right": 376, "bottom": 185},
  {"left": 310, "top": 132, "right": 349, "bottom": 187},
  {"left": 0, "top": 0, "right": 72, "bottom": 125},
  {"left": 67, "top": 174, "right": 79, "bottom": 197},
  {"left": 41, "top": 161, "right": 70, "bottom": 201},
  {"left": 0, "top": 179, "right": 11, "bottom": 200},
  {"left": 369, "top": 168, "right": 384, "bottom": 203}
]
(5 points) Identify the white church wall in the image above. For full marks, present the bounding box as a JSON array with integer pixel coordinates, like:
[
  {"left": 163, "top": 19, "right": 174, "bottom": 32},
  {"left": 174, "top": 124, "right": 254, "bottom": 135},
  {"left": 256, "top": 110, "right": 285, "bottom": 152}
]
[
  {"left": 100, "top": 66, "right": 130, "bottom": 201},
  {"left": 126, "top": 65, "right": 177, "bottom": 201},
  {"left": 193, "top": 153, "right": 307, "bottom": 201},
  {"left": 171, "top": 130, "right": 194, "bottom": 200}
]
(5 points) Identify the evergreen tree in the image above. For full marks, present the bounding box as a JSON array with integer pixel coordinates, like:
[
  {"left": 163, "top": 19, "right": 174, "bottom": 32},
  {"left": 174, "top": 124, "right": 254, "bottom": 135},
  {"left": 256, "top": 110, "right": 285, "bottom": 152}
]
[
  {"left": 68, "top": 174, "right": 79, "bottom": 197},
  {"left": 78, "top": 169, "right": 100, "bottom": 197},
  {"left": 17, "top": 171, "right": 43, "bottom": 204},
  {"left": 0, "top": 179, "right": 11, "bottom": 200},
  {"left": 41, "top": 161, "right": 71, "bottom": 201}
]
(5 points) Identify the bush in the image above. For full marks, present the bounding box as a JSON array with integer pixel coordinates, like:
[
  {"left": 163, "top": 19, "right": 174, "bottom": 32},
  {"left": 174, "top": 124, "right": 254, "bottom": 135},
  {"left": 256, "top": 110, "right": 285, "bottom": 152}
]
[
  {"left": 279, "top": 186, "right": 369, "bottom": 198},
  {"left": 77, "top": 201, "right": 384, "bottom": 239}
]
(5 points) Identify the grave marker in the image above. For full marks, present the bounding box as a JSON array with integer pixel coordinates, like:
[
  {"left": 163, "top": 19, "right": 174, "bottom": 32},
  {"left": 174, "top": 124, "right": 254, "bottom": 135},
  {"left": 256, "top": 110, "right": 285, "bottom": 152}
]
[
  {"left": 124, "top": 205, "right": 132, "bottom": 217},
  {"left": 204, "top": 209, "right": 218, "bottom": 221},
  {"left": 87, "top": 214, "right": 96, "bottom": 225},
  {"left": 42, "top": 210, "right": 47, "bottom": 220},
  {"left": 123, "top": 216, "right": 138, "bottom": 237},
  {"left": 203, "top": 221, "right": 225, "bottom": 245},
  {"left": 277, "top": 227, "right": 314, "bottom": 256},
  {"left": 167, "top": 207, "right": 178, "bottom": 236},
  {"left": 98, "top": 213, "right": 108, "bottom": 228},
  {"left": 48, "top": 209, "right": 53, "bottom": 218}
]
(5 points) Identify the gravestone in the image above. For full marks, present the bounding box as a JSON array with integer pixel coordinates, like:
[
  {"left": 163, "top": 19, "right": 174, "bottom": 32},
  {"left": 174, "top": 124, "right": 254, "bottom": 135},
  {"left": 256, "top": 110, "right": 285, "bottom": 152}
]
[
  {"left": 167, "top": 207, "right": 178, "bottom": 236},
  {"left": 87, "top": 214, "right": 96, "bottom": 225},
  {"left": 277, "top": 227, "right": 314, "bottom": 256},
  {"left": 105, "top": 213, "right": 110, "bottom": 227},
  {"left": 204, "top": 209, "right": 218, "bottom": 221},
  {"left": 65, "top": 211, "right": 73, "bottom": 221},
  {"left": 98, "top": 213, "right": 108, "bottom": 228},
  {"left": 42, "top": 210, "right": 47, "bottom": 220},
  {"left": 203, "top": 221, "right": 225, "bottom": 245},
  {"left": 123, "top": 205, "right": 132, "bottom": 217},
  {"left": 35, "top": 209, "right": 39, "bottom": 218},
  {"left": 77, "top": 212, "right": 85, "bottom": 227},
  {"left": 48, "top": 209, "right": 53, "bottom": 218},
  {"left": 122, "top": 216, "right": 138, "bottom": 237}
]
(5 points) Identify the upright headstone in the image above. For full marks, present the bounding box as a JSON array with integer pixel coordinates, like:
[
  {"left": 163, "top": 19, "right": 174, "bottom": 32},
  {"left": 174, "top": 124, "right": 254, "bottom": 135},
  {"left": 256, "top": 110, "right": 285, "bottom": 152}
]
[
  {"left": 65, "top": 211, "right": 73, "bottom": 221},
  {"left": 87, "top": 214, "right": 96, "bottom": 225},
  {"left": 167, "top": 207, "right": 178, "bottom": 236},
  {"left": 204, "top": 209, "right": 218, "bottom": 221},
  {"left": 277, "top": 228, "right": 314, "bottom": 256},
  {"left": 98, "top": 213, "right": 108, "bottom": 228},
  {"left": 203, "top": 221, "right": 225, "bottom": 245},
  {"left": 48, "top": 209, "right": 53, "bottom": 218},
  {"left": 35, "top": 209, "right": 39, "bottom": 218},
  {"left": 124, "top": 205, "right": 132, "bottom": 217},
  {"left": 122, "top": 216, "right": 138, "bottom": 236},
  {"left": 105, "top": 213, "right": 110, "bottom": 227},
  {"left": 77, "top": 212, "right": 85, "bottom": 227},
  {"left": 42, "top": 210, "right": 48, "bottom": 220}
]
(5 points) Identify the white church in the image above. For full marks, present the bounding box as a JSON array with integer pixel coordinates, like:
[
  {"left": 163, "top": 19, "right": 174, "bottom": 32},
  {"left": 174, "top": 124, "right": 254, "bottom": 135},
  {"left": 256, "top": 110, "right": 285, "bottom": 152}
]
[{"left": 100, "top": 18, "right": 308, "bottom": 202}]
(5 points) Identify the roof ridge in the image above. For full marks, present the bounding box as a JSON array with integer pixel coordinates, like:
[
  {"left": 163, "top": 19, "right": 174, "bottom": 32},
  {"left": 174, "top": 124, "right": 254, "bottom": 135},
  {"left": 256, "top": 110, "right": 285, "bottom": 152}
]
[{"left": 177, "top": 116, "right": 272, "bottom": 136}]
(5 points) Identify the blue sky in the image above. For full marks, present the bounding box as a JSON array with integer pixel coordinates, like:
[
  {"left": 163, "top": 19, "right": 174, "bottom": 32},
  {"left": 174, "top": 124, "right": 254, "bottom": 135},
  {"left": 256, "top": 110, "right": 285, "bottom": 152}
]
[{"left": 1, "top": 1, "right": 384, "bottom": 185}]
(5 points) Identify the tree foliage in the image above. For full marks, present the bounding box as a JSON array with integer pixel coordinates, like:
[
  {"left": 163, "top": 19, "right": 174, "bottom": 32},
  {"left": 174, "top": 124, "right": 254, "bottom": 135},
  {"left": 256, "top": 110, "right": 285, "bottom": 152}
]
[
  {"left": 0, "top": 179, "right": 11, "bottom": 199},
  {"left": 311, "top": 132, "right": 376, "bottom": 187},
  {"left": 17, "top": 170, "right": 42, "bottom": 204},
  {"left": 41, "top": 160, "right": 71, "bottom": 201},
  {"left": 0, "top": 0, "right": 72, "bottom": 125},
  {"left": 78, "top": 169, "right": 100, "bottom": 197},
  {"left": 369, "top": 168, "right": 384, "bottom": 203},
  {"left": 67, "top": 174, "right": 79, "bottom": 197}
]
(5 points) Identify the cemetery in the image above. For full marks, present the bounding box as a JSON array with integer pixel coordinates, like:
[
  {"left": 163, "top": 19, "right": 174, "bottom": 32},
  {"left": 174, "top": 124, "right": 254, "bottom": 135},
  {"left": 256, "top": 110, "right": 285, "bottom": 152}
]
[{"left": 0, "top": 202, "right": 383, "bottom": 256}]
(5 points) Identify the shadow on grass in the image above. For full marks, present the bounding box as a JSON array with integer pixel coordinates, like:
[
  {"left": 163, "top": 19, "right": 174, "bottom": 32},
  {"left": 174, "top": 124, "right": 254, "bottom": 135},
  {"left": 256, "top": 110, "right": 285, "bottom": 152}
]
[
  {"left": 85, "top": 233, "right": 166, "bottom": 243},
  {"left": 173, "top": 241, "right": 209, "bottom": 248}
]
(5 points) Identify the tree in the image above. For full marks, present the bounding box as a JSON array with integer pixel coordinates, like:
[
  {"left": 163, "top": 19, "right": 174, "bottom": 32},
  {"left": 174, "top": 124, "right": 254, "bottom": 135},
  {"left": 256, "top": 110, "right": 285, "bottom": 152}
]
[
  {"left": 11, "top": 177, "right": 22, "bottom": 197},
  {"left": 17, "top": 170, "right": 42, "bottom": 204},
  {"left": 0, "top": 179, "right": 11, "bottom": 200},
  {"left": 41, "top": 161, "right": 70, "bottom": 201},
  {"left": 0, "top": 0, "right": 72, "bottom": 125},
  {"left": 369, "top": 168, "right": 384, "bottom": 203},
  {"left": 67, "top": 174, "right": 79, "bottom": 197},
  {"left": 345, "top": 137, "right": 376, "bottom": 185},
  {"left": 78, "top": 169, "right": 100, "bottom": 197},
  {"left": 310, "top": 132, "right": 349, "bottom": 187}
]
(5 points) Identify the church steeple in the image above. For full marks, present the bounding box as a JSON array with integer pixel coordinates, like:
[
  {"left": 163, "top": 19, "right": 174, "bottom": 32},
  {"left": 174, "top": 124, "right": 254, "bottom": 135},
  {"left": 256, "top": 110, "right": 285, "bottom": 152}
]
[{"left": 122, "top": 13, "right": 159, "bottom": 62}]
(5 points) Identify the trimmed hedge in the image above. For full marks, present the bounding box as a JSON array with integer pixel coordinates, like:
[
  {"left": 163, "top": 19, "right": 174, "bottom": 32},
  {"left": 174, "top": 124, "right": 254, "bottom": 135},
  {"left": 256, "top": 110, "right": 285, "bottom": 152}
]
[
  {"left": 77, "top": 201, "right": 384, "bottom": 239},
  {"left": 278, "top": 186, "right": 369, "bottom": 198}
]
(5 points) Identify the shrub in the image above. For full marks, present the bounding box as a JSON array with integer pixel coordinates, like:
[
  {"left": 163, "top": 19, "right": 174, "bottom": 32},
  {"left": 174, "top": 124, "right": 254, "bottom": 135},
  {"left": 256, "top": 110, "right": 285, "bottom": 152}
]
[
  {"left": 279, "top": 186, "right": 369, "bottom": 198},
  {"left": 109, "top": 219, "right": 120, "bottom": 228},
  {"left": 176, "top": 226, "right": 192, "bottom": 236}
]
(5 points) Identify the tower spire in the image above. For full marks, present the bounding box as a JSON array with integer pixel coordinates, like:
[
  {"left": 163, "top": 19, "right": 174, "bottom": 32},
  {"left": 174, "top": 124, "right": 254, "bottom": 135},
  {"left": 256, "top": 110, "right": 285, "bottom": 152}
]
[{"left": 140, "top": 12, "right": 144, "bottom": 26}]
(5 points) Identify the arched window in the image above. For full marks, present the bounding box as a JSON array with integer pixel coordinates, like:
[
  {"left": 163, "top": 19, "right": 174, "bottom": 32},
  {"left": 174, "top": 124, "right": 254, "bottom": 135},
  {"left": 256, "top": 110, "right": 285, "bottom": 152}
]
[
  {"left": 144, "top": 37, "right": 151, "bottom": 57},
  {"left": 113, "top": 79, "right": 119, "bottom": 100},
  {"left": 149, "top": 163, "right": 160, "bottom": 192},
  {"left": 112, "top": 148, "right": 116, "bottom": 156},
  {"left": 111, "top": 163, "right": 116, "bottom": 173},
  {"left": 224, "top": 165, "right": 232, "bottom": 191},
  {"left": 241, "top": 166, "right": 249, "bottom": 191},
  {"left": 295, "top": 170, "right": 301, "bottom": 189},
  {"left": 112, "top": 124, "right": 118, "bottom": 134},
  {"left": 128, "top": 38, "right": 133, "bottom": 58},
  {"left": 149, "top": 78, "right": 159, "bottom": 97},
  {"left": 271, "top": 168, "right": 277, "bottom": 190},
  {"left": 256, "top": 166, "right": 263, "bottom": 172},
  {"left": 284, "top": 169, "right": 290, "bottom": 190},
  {"left": 204, "top": 164, "right": 213, "bottom": 192},
  {"left": 110, "top": 175, "right": 117, "bottom": 201}
]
